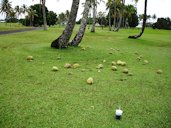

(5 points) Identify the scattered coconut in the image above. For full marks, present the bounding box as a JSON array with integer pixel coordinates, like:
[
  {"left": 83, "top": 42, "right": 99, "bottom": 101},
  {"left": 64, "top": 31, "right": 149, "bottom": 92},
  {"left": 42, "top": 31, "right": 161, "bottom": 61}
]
[
  {"left": 97, "top": 64, "right": 103, "bottom": 69},
  {"left": 98, "top": 70, "right": 101, "bottom": 73},
  {"left": 109, "top": 52, "right": 113, "bottom": 54},
  {"left": 68, "top": 72, "right": 73, "bottom": 75},
  {"left": 143, "top": 60, "right": 149, "bottom": 64},
  {"left": 81, "top": 47, "right": 86, "bottom": 51},
  {"left": 157, "top": 69, "right": 163, "bottom": 74},
  {"left": 52, "top": 66, "right": 59, "bottom": 71},
  {"left": 117, "top": 60, "right": 123, "bottom": 65},
  {"left": 81, "top": 69, "right": 86, "bottom": 72},
  {"left": 121, "top": 61, "right": 126, "bottom": 66},
  {"left": 123, "top": 68, "right": 129, "bottom": 74},
  {"left": 111, "top": 61, "right": 116, "bottom": 65},
  {"left": 73, "top": 63, "right": 80, "bottom": 68},
  {"left": 111, "top": 66, "right": 117, "bottom": 71},
  {"left": 103, "top": 60, "right": 106, "bottom": 63},
  {"left": 57, "top": 57, "right": 61, "bottom": 60},
  {"left": 87, "top": 77, "right": 93, "bottom": 85},
  {"left": 26, "top": 56, "right": 33, "bottom": 61},
  {"left": 137, "top": 56, "right": 141, "bottom": 61},
  {"left": 64, "top": 63, "right": 72, "bottom": 68},
  {"left": 135, "top": 51, "right": 139, "bottom": 55},
  {"left": 128, "top": 73, "right": 133, "bottom": 76},
  {"left": 117, "top": 60, "right": 126, "bottom": 66}
]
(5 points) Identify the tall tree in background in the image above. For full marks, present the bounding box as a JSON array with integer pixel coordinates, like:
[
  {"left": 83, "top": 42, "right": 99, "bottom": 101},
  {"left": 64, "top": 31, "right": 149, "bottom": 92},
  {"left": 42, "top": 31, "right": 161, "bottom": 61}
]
[
  {"left": 0, "top": 0, "right": 12, "bottom": 20},
  {"left": 27, "top": 7, "right": 38, "bottom": 26},
  {"left": 90, "top": 0, "right": 96, "bottom": 32},
  {"left": 106, "top": 0, "right": 112, "bottom": 31},
  {"left": 128, "top": 0, "right": 147, "bottom": 39},
  {"left": 14, "top": 5, "right": 21, "bottom": 20},
  {"left": 70, "top": 0, "right": 91, "bottom": 46},
  {"left": 51, "top": 0, "right": 80, "bottom": 49},
  {"left": 114, "top": 0, "right": 124, "bottom": 32}
]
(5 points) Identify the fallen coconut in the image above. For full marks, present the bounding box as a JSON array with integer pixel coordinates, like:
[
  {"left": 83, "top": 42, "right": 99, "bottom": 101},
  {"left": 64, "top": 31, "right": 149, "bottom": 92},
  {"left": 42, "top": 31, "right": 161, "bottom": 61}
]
[
  {"left": 123, "top": 68, "right": 129, "bottom": 74},
  {"left": 26, "top": 56, "right": 33, "bottom": 61},
  {"left": 64, "top": 63, "right": 72, "bottom": 68},
  {"left": 98, "top": 70, "right": 101, "bottom": 73},
  {"left": 73, "top": 63, "right": 80, "bottom": 68},
  {"left": 103, "top": 60, "right": 106, "bottom": 63},
  {"left": 137, "top": 56, "right": 141, "bottom": 61},
  {"left": 111, "top": 61, "right": 116, "bottom": 65},
  {"left": 157, "top": 69, "right": 163, "bottom": 74},
  {"left": 111, "top": 66, "right": 117, "bottom": 71},
  {"left": 120, "top": 61, "right": 126, "bottom": 66},
  {"left": 97, "top": 64, "right": 103, "bottom": 69},
  {"left": 117, "top": 60, "right": 123, "bottom": 65},
  {"left": 87, "top": 77, "right": 93, "bottom": 85},
  {"left": 81, "top": 47, "right": 86, "bottom": 51},
  {"left": 52, "top": 66, "right": 59, "bottom": 71},
  {"left": 81, "top": 69, "right": 86, "bottom": 72},
  {"left": 143, "top": 60, "right": 149, "bottom": 64}
]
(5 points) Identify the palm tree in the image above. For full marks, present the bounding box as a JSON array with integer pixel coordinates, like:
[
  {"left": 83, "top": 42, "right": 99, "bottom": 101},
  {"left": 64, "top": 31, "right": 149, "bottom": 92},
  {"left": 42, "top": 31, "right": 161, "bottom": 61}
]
[
  {"left": 70, "top": 0, "right": 91, "bottom": 46},
  {"left": 51, "top": 0, "right": 80, "bottom": 49},
  {"left": 41, "top": 0, "right": 47, "bottom": 30},
  {"left": 128, "top": 0, "right": 147, "bottom": 39},
  {"left": 106, "top": 0, "right": 112, "bottom": 31},
  {"left": 14, "top": 5, "right": 21, "bottom": 20},
  {"left": 114, "top": 0, "right": 125, "bottom": 32},
  {"left": 0, "top": 0, "right": 12, "bottom": 20},
  {"left": 21, "top": 4, "right": 27, "bottom": 26},
  {"left": 90, "top": 0, "right": 104, "bottom": 32},
  {"left": 27, "top": 8, "right": 38, "bottom": 26}
]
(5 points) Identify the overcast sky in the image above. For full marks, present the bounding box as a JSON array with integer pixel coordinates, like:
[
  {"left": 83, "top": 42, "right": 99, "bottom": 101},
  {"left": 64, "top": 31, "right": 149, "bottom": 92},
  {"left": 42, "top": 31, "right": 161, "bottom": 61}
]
[{"left": 0, "top": 0, "right": 171, "bottom": 21}]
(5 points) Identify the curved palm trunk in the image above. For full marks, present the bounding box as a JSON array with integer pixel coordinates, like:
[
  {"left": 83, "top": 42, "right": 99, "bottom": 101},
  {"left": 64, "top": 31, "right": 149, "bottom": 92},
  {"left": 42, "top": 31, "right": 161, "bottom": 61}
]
[
  {"left": 42, "top": 0, "right": 47, "bottom": 30},
  {"left": 128, "top": 0, "right": 147, "bottom": 39},
  {"left": 70, "top": 0, "right": 90, "bottom": 46},
  {"left": 90, "top": 1, "right": 96, "bottom": 32},
  {"left": 51, "top": 0, "right": 80, "bottom": 49},
  {"left": 114, "top": 0, "right": 124, "bottom": 32}
]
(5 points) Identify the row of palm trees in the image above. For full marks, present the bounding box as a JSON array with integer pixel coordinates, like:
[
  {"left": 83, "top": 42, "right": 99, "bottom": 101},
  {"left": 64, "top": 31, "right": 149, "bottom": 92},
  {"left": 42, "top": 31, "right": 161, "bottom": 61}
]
[{"left": 51, "top": 0, "right": 148, "bottom": 48}]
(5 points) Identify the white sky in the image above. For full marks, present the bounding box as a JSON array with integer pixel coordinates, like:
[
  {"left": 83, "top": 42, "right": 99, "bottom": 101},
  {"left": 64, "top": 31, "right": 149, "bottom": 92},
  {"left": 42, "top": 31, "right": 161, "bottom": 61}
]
[{"left": 0, "top": 0, "right": 171, "bottom": 21}]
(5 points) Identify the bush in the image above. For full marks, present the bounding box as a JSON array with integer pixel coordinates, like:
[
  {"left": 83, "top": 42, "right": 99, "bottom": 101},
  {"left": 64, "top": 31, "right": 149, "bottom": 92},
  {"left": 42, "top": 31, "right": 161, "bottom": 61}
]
[{"left": 152, "top": 18, "right": 171, "bottom": 30}]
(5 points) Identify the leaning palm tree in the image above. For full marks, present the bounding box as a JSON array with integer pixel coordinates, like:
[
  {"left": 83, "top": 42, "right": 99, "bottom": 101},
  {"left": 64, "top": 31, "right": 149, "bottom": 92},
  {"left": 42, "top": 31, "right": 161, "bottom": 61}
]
[
  {"left": 70, "top": 0, "right": 91, "bottom": 46},
  {"left": 51, "top": 0, "right": 80, "bottom": 49},
  {"left": 0, "top": 0, "right": 12, "bottom": 20},
  {"left": 128, "top": 0, "right": 147, "bottom": 39}
]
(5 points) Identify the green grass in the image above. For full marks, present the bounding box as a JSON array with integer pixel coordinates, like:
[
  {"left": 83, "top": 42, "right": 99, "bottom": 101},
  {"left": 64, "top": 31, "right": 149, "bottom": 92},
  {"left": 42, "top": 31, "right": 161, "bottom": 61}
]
[
  {"left": 0, "top": 26, "right": 171, "bottom": 128},
  {"left": 0, "top": 23, "right": 30, "bottom": 31}
]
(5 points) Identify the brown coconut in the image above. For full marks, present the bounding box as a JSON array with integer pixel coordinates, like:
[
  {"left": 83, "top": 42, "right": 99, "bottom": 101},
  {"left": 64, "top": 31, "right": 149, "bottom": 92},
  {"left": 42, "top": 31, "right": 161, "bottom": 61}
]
[
  {"left": 123, "top": 68, "right": 129, "bottom": 74},
  {"left": 64, "top": 63, "right": 72, "bottom": 68},
  {"left": 111, "top": 66, "right": 117, "bottom": 71},
  {"left": 97, "top": 64, "right": 103, "bottom": 69}
]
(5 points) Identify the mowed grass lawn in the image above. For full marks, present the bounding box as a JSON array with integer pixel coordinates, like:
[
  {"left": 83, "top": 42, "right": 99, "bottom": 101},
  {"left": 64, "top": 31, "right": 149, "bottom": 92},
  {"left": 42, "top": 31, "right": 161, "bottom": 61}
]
[
  {"left": 0, "top": 26, "right": 171, "bottom": 128},
  {"left": 0, "top": 23, "right": 30, "bottom": 31}
]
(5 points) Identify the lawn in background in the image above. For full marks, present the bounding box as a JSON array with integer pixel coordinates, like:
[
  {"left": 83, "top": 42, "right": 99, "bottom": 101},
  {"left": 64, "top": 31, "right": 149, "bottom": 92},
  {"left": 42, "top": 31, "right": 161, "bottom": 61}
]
[
  {"left": 0, "top": 26, "right": 171, "bottom": 128},
  {"left": 0, "top": 23, "right": 30, "bottom": 31}
]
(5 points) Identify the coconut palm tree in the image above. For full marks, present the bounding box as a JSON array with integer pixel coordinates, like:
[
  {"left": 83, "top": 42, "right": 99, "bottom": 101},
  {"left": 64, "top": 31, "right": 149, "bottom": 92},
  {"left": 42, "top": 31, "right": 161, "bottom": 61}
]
[
  {"left": 51, "top": 0, "right": 80, "bottom": 49},
  {"left": 128, "top": 0, "right": 147, "bottom": 39},
  {"left": 114, "top": 0, "right": 125, "bottom": 32},
  {"left": 0, "top": 0, "right": 12, "bottom": 20},
  {"left": 90, "top": 0, "right": 104, "bottom": 32},
  {"left": 27, "top": 8, "right": 38, "bottom": 26},
  {"left": 70, "top": 0, "right": 91, "bottom": 46},
  {"left": 14, "top": 5, "right": 21, "bottom": 20},
  {"left": 106, "top": 0, "right": 112, "bottom": 31},
  {"left": 41, "top": 0, "right": 47, "bottom": 30}
]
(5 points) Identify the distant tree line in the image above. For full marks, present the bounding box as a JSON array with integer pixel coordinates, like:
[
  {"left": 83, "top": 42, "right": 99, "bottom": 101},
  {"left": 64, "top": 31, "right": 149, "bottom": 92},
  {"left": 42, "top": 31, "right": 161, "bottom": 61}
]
[{"left": 152, "top": 17, "right": 171, "bottom": 30}]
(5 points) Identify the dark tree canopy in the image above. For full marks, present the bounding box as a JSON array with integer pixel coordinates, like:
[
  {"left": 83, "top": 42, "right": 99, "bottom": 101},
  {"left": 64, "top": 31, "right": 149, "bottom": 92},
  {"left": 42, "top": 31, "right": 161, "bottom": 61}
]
[{"left": 152, "top": 18, "right": 171, "bottom": 30}]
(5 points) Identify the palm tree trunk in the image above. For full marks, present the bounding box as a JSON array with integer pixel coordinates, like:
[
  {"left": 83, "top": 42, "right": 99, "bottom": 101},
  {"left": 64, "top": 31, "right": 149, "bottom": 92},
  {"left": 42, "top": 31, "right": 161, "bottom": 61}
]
[
  {"left": 128, "top": 0, "right": 147, "bottom": 39},
  {"left": 108, "top": 8, "right": 111, "bottom": 31},
  {"left": 112, "top": 0, "right": 116, "bottom": 30},
  {"left": 90, "top": 0, "right": 96, "bottom": 32},
  {"left": 70, "top": 0, "right": 90, "bottom": 46},
  {"left": 42, "top": 0, "right": 47, "bottom": 30},
  {"left": 51, "top": 0, "right": 80, "bottom": 49},
  {"left": 115, "top": 0, "right": 124, "bottom": 32}
]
